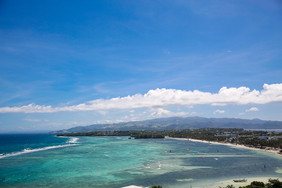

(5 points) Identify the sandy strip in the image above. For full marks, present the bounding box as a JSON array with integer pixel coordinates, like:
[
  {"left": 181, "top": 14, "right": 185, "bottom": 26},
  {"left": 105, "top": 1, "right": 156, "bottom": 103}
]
[
  {"left": 121, "top": 177, "right": 281, "bottom": 188},
  {"left": 165, "top": 137, "right": 281, "bottom": 156},
  {"left": 209, "top": 177, "right": 281, "bottom": 188}
]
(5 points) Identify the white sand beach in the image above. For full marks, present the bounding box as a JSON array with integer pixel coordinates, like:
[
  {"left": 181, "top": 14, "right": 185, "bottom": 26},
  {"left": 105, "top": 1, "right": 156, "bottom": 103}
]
[
  {"left": 122, "top": 177, "right": 281, "bottom": 188},
  {"left": 165, "top": 137, "right": 281, "bottom": 156},
  {"left": 210, "top": 177, "right": 281, "bottom": 188}
]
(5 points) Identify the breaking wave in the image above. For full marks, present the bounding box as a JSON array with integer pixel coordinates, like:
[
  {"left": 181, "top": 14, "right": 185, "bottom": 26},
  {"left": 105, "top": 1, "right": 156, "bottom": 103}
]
[
  {"left": 66, "top": 137, "right": 79, "bottom": 143},
  {"left": 0, "top": 144, "right": 77, "bottom": 159}
]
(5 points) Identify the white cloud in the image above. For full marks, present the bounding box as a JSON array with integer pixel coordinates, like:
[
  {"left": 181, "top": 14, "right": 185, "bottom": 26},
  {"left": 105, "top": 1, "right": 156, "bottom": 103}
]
[
  {"left": 245, "top": 107, "right": 259, "bottom": 112},
  {"left": 213, "top": 109, "right": 225, "bottom": 114},
  {"left": 239, "top": 107, "right": 259, "bottom": 115},
  {"left": 0, "top": 83, "right": 282, "bottom": 113},
  {"left": 149, "top": 108, "right": 188, "bottom": 118},
  {"left": 23, "top": 118, "right": 41, "bottom": 122}
]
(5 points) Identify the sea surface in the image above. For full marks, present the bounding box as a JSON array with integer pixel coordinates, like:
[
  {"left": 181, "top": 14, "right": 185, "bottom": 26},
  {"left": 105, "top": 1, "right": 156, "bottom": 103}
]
[{"left": 0, "top": 134, "right": 281, "bottom": 188}]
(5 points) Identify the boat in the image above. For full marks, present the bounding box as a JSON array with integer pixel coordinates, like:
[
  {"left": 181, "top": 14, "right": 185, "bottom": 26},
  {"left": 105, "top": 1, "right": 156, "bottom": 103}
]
[{"left": 233, "top": 179, "right": 247, "bottom": 182}]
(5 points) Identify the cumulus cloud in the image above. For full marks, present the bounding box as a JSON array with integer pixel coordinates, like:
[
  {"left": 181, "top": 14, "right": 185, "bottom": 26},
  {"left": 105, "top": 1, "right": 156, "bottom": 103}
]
[
  {"left": 213, "top": 109, "right": 225, "bottom": 114},
  {"left": 149, "top": 108, "right": 189, "bottom": 118},
  {"left": 0, "top": 83, "right": 282, "bottom": 113},
  {"left": 239, "top": 107, "right": 259, "bottom": 115},
  {"left": 245, "top": 107, "right": 259, "bottom": 112}
]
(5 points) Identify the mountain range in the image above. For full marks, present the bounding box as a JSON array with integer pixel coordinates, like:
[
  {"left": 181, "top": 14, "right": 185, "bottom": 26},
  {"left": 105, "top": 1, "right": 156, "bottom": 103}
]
[{"left": 51, "top": 117, "right": 282, "bottom": 133}]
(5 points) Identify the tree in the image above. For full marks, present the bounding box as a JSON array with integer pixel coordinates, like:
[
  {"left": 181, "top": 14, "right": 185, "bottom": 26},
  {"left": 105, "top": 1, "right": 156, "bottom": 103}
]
[
  {"left": 151, "top": 186, "right": 162, "bottom": 188},
  {"left": 266, "top": 179, "right": 282, "bottom": 188},
  {"left": 225, "top": 185, "right": 235, "bottom": 188}
]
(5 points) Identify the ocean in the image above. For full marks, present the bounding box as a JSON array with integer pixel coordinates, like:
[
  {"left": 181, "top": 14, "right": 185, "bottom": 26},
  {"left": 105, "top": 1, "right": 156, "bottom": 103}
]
[{"left": 0, "top": 134, "right": 281, "bottom": 188}]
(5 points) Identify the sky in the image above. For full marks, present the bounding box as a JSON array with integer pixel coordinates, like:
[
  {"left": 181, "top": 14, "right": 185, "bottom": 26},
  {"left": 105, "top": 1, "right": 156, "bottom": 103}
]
[{"left": 0, "top": 0, "right": 282, "bottom": 133}]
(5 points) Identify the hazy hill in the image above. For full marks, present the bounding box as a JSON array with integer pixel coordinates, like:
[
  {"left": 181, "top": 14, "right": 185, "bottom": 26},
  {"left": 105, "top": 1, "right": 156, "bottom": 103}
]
[{"left": 51, "top": 117, "right": 282, "bottom": 133}]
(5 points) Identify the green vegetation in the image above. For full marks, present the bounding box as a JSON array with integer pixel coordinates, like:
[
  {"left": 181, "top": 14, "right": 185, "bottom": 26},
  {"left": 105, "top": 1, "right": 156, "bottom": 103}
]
[
  {"left": 150, "top": 186, "right": 162, "bottom": 188},
  {"left": 57, "top": 130, "right": 165, "bottom": 139},
  {"left": 238, "top": 178, "right": 282, "bottom": 188},
  {"left": 225, "top": 185, "right": 235, "bottom": 188}
]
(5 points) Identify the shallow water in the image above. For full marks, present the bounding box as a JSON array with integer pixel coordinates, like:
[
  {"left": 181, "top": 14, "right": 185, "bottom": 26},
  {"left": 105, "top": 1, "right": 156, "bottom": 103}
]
[{"left": 0, "top": 135, "right": 281, "bottom": 187}]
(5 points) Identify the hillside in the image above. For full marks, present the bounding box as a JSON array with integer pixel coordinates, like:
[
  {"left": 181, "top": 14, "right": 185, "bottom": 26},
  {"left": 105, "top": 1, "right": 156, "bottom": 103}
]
[{"left": 51, "top": 117, "right": 282, "bottom": 133}]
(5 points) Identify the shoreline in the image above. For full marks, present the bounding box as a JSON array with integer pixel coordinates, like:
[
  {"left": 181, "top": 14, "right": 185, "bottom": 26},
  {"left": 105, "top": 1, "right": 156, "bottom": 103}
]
[
  {"left": 123, "top": 176, "right": 282, "bottom": 188},
  {"left": 165, "top": 136, "right": 281, "bottom": 156},
  {"left": 209, "top": 176, "right": 281, "bottom": 188}
]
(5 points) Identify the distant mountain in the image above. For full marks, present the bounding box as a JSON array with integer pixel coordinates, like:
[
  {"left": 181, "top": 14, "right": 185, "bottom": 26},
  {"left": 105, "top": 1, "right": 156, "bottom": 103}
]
[{"left": 50, "top": 117, "right": 282, "bottom": 134}]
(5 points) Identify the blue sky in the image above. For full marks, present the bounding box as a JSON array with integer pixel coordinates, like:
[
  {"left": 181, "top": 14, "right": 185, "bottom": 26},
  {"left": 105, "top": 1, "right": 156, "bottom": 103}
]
[{"left": 0, "top": 0, "right": 282, "bottom": 132}]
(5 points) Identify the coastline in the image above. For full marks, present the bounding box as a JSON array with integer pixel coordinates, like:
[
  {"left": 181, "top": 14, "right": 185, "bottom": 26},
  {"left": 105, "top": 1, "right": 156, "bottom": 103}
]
[
  {"left": 165, "top": 137, "right": 281, "bottom": 156},
  {"left": 122, "top": 176, "right": 282, "bottom": 188},
  {"left": 209, "top": 176, "right": 281, "bottom": 188}
]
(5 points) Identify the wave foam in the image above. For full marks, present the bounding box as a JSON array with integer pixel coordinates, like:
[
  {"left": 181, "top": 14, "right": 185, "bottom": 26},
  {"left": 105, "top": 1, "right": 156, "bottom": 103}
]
[
  {"left": 0, "top": 144, "right": 77, "bottom": 159},
  {"left": 66, "top": 137, "right": 79, "bottom": 143}
]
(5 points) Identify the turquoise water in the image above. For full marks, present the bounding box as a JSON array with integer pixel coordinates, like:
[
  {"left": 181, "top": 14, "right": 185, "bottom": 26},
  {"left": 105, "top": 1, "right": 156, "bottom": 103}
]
[{"left": 0, "top": 135, "right": 281, "bottom": 187}]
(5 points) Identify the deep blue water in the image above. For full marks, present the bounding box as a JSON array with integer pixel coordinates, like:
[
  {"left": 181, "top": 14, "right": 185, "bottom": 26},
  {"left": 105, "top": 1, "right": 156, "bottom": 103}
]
[{"left": 0, "top": 134, "right": 68, "bottom": 154}]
